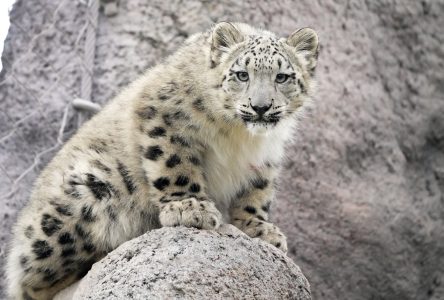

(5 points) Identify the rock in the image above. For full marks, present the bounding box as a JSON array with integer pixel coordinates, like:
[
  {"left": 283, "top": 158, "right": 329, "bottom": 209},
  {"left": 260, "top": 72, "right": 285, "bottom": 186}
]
[{"left": 54, "top": 225, "right": 311, "bottom": 300}]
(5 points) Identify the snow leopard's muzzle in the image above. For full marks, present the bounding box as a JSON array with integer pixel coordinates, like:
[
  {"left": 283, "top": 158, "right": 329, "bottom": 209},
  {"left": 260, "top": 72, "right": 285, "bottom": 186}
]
[{"left": 238, "top": 98, "right": 282, "bottom": 127}]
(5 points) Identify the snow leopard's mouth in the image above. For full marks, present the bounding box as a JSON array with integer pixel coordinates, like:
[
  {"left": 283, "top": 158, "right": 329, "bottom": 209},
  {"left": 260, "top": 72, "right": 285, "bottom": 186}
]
[{"left": 239, "top": 112, "right": 281, "bottom": 126}]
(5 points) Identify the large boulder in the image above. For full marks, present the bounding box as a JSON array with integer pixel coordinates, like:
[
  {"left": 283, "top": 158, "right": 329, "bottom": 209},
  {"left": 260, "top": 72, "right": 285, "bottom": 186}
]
[{"left": 55, "top": 225, "right": 311, "bottom": 300}]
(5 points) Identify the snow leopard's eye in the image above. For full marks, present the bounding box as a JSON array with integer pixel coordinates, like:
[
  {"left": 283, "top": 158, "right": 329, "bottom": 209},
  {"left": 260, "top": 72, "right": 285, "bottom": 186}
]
[
  {"left": 275, "top": 74, "right": 289, "bottom": 84},
  {"left": 236, "top": 71, "right": 249, "bottom": 82}
]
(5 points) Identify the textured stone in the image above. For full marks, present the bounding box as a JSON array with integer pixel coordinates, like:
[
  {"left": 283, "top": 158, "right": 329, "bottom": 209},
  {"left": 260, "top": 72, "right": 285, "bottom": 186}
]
[
  {"left": 1, "top": 0, "right": 444, "bottom": 299},
  {"left": 55, "top": 225, "right": 310, "bottom": 300}
]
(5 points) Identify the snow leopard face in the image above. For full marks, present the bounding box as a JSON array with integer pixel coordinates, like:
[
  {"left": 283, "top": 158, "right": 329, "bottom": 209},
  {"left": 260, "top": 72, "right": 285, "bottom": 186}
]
[{"left": 211, "top": 23, "right": 319, "bottom": 134}]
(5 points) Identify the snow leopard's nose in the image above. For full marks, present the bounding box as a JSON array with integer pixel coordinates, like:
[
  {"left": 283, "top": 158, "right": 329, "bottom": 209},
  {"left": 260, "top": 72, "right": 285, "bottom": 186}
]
[{"left": 251, "top": 103, "right": 272, "bottom": 116}]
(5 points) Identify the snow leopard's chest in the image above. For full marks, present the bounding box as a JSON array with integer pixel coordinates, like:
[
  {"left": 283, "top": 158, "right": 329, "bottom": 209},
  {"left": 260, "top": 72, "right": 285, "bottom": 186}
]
[{"left": 201, "top": 130, "right": 284, "bottom": 220}]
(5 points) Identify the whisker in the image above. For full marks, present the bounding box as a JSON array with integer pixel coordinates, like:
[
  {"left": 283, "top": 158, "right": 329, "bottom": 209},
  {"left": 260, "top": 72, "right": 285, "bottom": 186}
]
[{"left": 240, "top": 110, "right": 253, "bottom": 115}]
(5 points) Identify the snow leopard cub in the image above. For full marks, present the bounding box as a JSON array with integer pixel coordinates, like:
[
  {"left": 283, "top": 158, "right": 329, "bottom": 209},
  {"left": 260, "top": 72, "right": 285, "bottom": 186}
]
[{"left": 7, "top": 22, "right": 319, "bottom": 300}]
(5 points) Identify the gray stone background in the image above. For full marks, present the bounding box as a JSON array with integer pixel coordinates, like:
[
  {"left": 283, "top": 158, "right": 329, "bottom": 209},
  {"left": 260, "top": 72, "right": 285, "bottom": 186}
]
[{"left": 1, "top": 0, "right": 443, "bottom": 299}]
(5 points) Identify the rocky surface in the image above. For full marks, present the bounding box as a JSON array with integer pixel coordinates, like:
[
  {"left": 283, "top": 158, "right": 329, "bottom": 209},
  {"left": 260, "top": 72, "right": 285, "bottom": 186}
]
[
  {"left": 54, "top": 225, "right": 310, "bottom": 300},
  {"left": 1, "top": 0, "right": 444, "bottom": 299}
]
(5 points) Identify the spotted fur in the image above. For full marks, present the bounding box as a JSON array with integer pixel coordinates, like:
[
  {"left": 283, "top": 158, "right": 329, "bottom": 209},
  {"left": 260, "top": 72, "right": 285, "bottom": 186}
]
[{"left": 6, "top": 22, "right": 319, "bottom": 299}]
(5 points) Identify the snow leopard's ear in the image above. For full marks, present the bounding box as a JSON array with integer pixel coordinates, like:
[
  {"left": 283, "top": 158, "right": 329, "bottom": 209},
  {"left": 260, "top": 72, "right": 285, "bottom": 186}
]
[
  {"left": 286, "top": 28, "right": 319, "bottom": 75},
  {"left": 210, "top": 22, "right": 244, "bottom": 67}
]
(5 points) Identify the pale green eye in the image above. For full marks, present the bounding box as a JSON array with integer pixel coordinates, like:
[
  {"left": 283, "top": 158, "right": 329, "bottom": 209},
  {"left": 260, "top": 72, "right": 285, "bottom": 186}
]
[
  {"left": 275, "top": 73, "right": 289, "bottom": 84},
  {"left": 236, "top": 72, "right": 249, "bottom": 82}
]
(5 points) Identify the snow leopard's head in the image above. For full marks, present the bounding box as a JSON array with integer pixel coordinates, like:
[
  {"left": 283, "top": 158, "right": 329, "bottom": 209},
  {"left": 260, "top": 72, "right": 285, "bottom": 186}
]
[{"left": 210, "top": 22, "right": 319, "bottom": 134}]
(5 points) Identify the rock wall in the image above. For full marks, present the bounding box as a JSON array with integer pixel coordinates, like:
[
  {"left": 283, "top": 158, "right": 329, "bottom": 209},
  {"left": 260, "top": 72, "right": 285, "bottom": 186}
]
[{"left": 1, "top": 0, "right": 444, "bottom": 299}]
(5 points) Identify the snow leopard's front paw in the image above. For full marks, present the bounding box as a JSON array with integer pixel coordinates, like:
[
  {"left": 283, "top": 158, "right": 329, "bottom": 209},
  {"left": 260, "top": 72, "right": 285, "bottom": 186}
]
[
  {"left": 159, "top": 197, "right": 222, "bottom": 230},
  {"left": 237, "top": 218, "right": 288, "bottom": 253}
]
